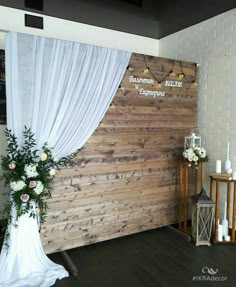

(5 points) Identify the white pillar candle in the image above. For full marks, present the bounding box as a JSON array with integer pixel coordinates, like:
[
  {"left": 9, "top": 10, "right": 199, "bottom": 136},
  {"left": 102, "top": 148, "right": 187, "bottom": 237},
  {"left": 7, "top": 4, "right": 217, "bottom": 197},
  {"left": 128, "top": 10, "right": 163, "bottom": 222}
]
[
  {"left": 224, "top": 235, "right": 230, "bottom": 241},
  {"left": 225, "top": 141, "right": 231, "bottom": 171},
  {"left": 216, "top": 160, "right": 221, "bottom": 173},
  {"left": 222, "top": 200, "right": 228, "bottom": 237},
  {"left": 226, "top": 168, "right": 232, "bottom": 174},
  {"left": 222, "top": 219, "right": 228, "bottom": 237},
  {"left": 218, "top": 224, "right": 223, "bottom": 241},
  {"left": 233, "top": 171, "right": 236, "bottom": 180}
]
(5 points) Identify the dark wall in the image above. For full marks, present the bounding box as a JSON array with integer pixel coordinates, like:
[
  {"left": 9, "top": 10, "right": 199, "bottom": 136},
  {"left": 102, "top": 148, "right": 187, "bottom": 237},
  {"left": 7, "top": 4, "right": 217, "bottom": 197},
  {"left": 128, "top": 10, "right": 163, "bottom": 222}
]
[
  {"left": 0, "top": 0, "right": 235, "bottom": 38},
  {"left": 0, "top": 0, "right": 160, "bottom": 39},
  {"left": 158, "top": 0, "right": 235, "bottom": 38}
]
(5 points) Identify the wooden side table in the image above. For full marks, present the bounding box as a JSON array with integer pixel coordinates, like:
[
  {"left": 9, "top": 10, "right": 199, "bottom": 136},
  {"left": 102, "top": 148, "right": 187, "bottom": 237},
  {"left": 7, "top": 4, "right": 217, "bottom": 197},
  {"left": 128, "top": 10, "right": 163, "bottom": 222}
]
[
  {"left": 210, "top": 176, "right": 236, "bottom": 243},
  {"left": 178, "top": 160, "right": 205, "bottom": 233}
]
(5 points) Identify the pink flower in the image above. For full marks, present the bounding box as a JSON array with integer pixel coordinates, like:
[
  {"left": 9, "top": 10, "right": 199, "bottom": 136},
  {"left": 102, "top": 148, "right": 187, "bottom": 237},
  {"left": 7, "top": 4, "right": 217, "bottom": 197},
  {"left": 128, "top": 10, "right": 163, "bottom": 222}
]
[
  {"left": 29, "top": 181, "right": 37, "bottom": 188},
  {"left": 20, "top": 194, "right": 29, "bottom": 203},
  {"left": 8, "top": 162, "right": 16, "bottom": 169}
]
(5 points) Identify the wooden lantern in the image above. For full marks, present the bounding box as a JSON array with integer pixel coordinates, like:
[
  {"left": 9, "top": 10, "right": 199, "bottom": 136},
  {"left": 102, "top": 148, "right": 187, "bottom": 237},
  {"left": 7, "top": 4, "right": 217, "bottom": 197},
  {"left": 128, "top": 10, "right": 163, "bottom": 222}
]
[{"left": 191, "top": 188, "right": 215, "bottom": 246}]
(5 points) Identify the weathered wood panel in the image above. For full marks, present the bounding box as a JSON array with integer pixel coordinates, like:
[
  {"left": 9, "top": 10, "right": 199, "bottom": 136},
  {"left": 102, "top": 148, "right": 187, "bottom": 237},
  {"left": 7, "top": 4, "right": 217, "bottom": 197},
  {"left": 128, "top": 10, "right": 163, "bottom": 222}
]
[{"left": 41, "top": 53, "right": 197, "bottom": 254}]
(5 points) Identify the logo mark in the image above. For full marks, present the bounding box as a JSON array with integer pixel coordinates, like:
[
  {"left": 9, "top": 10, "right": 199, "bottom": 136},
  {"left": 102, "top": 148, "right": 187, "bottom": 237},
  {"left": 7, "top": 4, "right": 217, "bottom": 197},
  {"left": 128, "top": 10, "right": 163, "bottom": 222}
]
[
  {"left": 192, "top": 266, "right": 227, "bottom": 282},
  {"left": 202, "top": 267, "right": 218, "bottom": 275}
]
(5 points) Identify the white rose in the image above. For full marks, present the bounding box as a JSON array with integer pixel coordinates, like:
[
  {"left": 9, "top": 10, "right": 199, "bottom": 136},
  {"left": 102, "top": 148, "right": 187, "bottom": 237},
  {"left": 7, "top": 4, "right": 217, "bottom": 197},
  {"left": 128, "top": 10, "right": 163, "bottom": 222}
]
[
  {"left": 24, "top": 164, "right": 39, "bottom": 178},
  {"left": 49, "top": 169, "right": 56, "bottom": 176},
  {"left": 193, "top": 155, "right": 199, "bottom": 162},
  {"left": 40, "top": 153, "right": 47, "bottom": 161},
  {"left": 10, "top": 180, "right": 26, "bottom": 192},
  {"left": 33, "top": 181, "right": 44, "bottom": 195},
  {"left": 199, "top": 147, "right": 206, "bottom": 158},
  {"left": 188, "top": 155, "right": 194, "bottom": 162}
]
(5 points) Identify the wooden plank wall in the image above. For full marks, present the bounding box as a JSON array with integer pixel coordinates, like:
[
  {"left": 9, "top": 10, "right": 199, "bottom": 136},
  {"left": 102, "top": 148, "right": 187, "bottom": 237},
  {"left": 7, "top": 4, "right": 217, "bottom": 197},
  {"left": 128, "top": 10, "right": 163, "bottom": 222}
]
[{"left": 41, "top": 53, "right": 197, "bottom": 254}]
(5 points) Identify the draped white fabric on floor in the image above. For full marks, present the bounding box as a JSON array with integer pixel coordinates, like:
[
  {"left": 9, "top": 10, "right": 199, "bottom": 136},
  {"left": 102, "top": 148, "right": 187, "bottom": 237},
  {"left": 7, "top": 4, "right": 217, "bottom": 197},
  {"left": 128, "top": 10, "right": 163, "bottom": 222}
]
[
  {"left": 0, "top": 32, "right": 131, "bottom": 287},
  {"left": 0, "top": 204, "right": 67, "bottom": 287}
]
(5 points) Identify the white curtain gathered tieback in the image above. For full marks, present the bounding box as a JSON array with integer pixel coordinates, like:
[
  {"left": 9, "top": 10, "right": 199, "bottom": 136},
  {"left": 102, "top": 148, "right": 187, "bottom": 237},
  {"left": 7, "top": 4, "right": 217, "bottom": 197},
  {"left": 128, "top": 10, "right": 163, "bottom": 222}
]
[{"left": 0, "top": 32, "right": 131, "bottom": 287}]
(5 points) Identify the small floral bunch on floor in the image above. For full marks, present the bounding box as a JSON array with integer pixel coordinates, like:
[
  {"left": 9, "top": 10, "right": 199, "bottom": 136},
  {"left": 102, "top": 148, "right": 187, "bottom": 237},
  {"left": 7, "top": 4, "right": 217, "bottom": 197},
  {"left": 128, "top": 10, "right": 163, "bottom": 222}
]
[
  {"left": 183, "top": 146, "right": 208, "bottom": 169},
  {"left": 0, "top": 127, "right": 81, "bottom": 230}
]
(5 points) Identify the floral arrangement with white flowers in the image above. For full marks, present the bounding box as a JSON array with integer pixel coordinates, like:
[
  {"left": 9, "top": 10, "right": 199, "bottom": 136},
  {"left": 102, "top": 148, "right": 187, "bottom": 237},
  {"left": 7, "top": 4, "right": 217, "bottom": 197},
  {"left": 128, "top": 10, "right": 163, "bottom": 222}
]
[
  {"left": 0, "top": 127, "right": 81, "bottom": 239},
  {"left": 183, "top": 146, "right": 208, "bottom": 168}
]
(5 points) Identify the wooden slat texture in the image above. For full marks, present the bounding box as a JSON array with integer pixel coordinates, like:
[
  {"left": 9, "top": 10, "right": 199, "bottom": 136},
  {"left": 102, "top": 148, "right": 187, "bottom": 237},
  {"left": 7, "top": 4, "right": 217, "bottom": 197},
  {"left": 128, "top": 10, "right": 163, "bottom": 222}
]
[{"left": 41, "top": 53, "right": 197, "bottom": 254}]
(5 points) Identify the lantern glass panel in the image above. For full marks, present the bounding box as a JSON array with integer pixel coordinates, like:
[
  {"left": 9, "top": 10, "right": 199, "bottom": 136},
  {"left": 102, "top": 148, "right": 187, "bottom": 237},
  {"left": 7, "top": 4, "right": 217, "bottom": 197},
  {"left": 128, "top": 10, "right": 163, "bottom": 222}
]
[
  {"left": 198, "top": 205, "right": 214, "bottom": 241},
  {"left": 191, "top": 189, "right": 215, "bottom": 246},
  {"left": 191, "top": 204, "right": 197, "bottom": 239},
  {"left": 192, "top": 203, "right": 215, "bottom": 246},
  {"left": 184, "top": 133, "right": 201, "bottom": 150}
]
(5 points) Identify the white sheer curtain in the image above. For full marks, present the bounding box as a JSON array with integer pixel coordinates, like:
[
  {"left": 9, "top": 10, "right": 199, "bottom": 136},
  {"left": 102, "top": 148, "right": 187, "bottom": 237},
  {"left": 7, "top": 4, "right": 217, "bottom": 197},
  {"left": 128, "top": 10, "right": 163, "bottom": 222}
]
[
  {"left": 0, "top": 32, "right": 131, "bottom": 287},
  {"left": 6, "top": 32, "right": 131, "bottom": 158}
]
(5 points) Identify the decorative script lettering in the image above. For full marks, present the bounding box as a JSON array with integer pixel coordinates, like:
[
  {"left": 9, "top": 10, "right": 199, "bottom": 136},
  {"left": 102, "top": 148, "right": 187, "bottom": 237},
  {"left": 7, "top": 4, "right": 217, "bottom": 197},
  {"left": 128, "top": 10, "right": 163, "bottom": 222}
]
[
  {"left": 129, "top": 76, "right": 154, "bottom": 84},
  {"left": 128, "top": 76, "right": 167, "bottom": 98},
  {"left": 139, "top": 89, "right": 165, "bottom": 97},
  {"left": 164, "top": 80, "right": 182, "bottom": 87}
]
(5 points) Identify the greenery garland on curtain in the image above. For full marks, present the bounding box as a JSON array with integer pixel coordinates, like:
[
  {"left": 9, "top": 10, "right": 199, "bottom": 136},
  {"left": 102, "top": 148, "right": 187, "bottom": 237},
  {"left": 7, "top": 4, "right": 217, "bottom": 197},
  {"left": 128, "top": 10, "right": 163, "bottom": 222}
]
[{"left": 0, "top": 126, "right": 81, "bottom": 246}]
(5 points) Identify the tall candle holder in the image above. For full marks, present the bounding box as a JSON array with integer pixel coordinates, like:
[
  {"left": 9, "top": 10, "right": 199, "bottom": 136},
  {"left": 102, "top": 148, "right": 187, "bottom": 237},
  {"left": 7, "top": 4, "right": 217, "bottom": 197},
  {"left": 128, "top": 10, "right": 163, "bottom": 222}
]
[{"left": 224, "top": 141, "right": 231, "bottom": 172}]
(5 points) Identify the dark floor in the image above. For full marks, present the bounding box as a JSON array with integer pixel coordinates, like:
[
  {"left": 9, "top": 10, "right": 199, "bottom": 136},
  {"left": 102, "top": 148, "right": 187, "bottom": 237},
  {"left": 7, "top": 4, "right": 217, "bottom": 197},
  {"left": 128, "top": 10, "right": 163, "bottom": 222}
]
[{"left": 49, "top": 227, "right": 236, "bottom": 287}]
